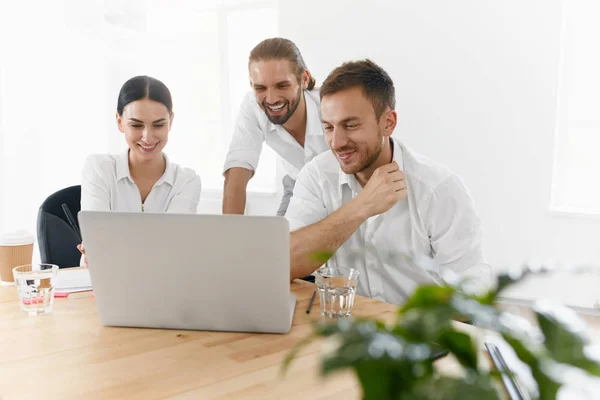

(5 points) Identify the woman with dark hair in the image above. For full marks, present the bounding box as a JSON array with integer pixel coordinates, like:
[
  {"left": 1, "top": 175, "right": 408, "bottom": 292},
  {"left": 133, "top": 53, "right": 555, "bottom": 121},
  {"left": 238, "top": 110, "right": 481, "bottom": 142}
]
[{"left": 78, "top": 76, "right": 201, "bottom": 265}]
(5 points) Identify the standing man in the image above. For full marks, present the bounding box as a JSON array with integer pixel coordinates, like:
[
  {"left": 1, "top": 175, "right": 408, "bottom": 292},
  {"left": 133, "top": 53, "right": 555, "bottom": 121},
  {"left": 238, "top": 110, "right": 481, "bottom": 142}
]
[
  {"left": 286, "top": 59, "right": 490, "bottom": 304},
  {"left": 222, "top": 38, "right": 329, "bottom": 215}
]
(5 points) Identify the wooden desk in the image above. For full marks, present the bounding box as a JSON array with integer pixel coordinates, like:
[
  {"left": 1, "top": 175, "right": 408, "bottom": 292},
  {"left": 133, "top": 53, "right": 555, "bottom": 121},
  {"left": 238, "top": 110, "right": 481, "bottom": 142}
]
[
  {"left": 0, "top": 281, "right": 403, "bottom": 399},
  {"left": 3, "top": 281, "right": 599, "bottom": 399}
]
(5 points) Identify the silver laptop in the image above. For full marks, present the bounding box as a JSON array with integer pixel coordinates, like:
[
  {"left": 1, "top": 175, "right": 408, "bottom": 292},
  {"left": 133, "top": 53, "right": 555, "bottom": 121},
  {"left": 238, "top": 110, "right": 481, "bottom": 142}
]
[{"left": 78, "top": 211, "right": 296, "bottom": 334}]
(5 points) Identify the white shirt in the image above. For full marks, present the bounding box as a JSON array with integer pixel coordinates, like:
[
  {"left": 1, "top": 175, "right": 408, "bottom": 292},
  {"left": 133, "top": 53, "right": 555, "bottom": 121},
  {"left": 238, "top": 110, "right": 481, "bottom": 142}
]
[
  {"left": 286, "top": 137, "right": 489, "bottom": 305},
  {"left": 81, "top": 151, "right": 202, "bottom": 213},
  {"left": 223, "top": 89, "right": 329, "bottom": 180}
]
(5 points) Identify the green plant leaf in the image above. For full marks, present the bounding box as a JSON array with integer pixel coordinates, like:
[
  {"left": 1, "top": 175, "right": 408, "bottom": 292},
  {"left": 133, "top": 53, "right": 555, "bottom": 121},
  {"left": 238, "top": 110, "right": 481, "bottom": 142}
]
[
  {"left": 280, "top": 260, "right": 597, "bottom": 400},
  {"left": 501, "top": 333, "right": 539, "bottom": 366},
  {"left": 280, "top": 332, "right": 318, "bottom": 375},
  {"left": 400, "top": 284, "right": 454, "bottom": 313},
  {"left": 478, "top": 269, "right": 531, "bottom": 305},
  {"left": 497, "top": 332, "right": 563, "bottom": 399},
  {"left": 409, "top": 375, "right": 500, "bottom": 400},
  {"left": 530, "top": 362, "right": 562, "bottom": 400},
  {"left": 320, "top": 330, "right": 408, "bottom": 374},
  {"left": 354, "top": 361, "right": 395, "bottom": 400},
  {"left": 318, "top": 324, "right": 384, "bottom": 374},
  {"left": 438, "top": 330, "right": 478, "bottom": 370},
  {"left": 310, "top": 251, "right": 334, "bottom": 263},
  {"left": 313, "top": 318, "right": 386, "bottom": 338},
  {"left": 535, "top": 305, "right": 600, "bottom": 376},
  {"left": 395, "top": 307, "right": 455, "bottom": 343},
  {"left": 449, "top": 295, "right": 501, "bottom": 330},
  {"left": 353, "top": 360, "right": 424, "bottom": 400},
  {"left": 478, "top": 273, "right": 515, "bottom": 305}
]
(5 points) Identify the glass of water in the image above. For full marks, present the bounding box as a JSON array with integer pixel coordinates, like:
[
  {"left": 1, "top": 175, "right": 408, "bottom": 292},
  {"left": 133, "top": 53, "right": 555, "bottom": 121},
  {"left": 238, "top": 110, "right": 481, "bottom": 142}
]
[
  {"left": 316, "top": 267, "right": 360, "bottom": 319},
  {"left": 12, "top": 263, "right": 59, "bottom": 316}
]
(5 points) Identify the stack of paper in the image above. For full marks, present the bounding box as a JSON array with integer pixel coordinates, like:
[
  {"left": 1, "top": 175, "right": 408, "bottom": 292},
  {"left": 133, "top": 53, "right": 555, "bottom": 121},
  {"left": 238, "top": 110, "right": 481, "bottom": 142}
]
[{"left": 54, "top": 268, "right": 92, "bottom": 293}]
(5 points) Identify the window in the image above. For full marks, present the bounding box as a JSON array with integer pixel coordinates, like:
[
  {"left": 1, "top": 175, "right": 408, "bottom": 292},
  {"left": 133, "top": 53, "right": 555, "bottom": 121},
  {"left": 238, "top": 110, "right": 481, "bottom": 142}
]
[
  {"left": 130, "top": 0, "right": 279, "bottom": 192},
  {"left": 551, "top": 0, "right": 600, "bottom": 215},
  {"left": 0, "top": 0, "right": 278, "bottom": 233}
]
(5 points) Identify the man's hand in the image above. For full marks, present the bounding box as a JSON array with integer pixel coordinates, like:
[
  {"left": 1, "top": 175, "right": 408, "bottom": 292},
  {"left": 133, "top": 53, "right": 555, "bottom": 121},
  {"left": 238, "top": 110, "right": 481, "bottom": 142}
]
[
  {"left": 355, "top": 161, "right": 406, "bottom": 218},
  {"left": 289, "top": 161, "right": 407, "bottom": 281}
]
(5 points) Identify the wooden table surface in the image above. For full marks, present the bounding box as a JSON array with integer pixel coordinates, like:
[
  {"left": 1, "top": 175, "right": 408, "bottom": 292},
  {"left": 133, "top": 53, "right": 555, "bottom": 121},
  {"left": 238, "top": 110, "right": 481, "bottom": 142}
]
[
  {"left": 3, "top": 280, "right": 598, "bottom": 400},
  {"left": 0, "top": 280, "right": 413, "bottom": 400}
]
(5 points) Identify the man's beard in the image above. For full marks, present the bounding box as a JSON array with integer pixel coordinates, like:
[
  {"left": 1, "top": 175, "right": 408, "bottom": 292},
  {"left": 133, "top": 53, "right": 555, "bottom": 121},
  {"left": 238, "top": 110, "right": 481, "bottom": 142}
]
[
  {"left": 262, "top": 87, "right": 302, "bottom": 125},
  {"left": 338, "top": 129, "right": 385, "bottom": 174}
]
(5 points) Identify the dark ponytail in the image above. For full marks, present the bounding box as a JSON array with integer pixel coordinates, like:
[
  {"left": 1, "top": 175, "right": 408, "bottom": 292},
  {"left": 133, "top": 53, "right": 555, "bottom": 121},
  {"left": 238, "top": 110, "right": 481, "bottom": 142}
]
[
  {"left": 117, "top": 76, "right": 173, "bottom": 116},
  {"left": 306, "top": 75, "right": 316, "bottom": 91}
]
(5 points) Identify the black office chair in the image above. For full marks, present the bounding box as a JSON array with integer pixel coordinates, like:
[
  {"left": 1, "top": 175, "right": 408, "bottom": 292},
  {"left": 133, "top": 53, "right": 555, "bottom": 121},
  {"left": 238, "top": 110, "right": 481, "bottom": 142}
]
[
  {"left": 37, "top": 185, "right": 82, "bottom": 269},
  {"left": 301, "top": 275, "right": 315, "bottom": 283}
]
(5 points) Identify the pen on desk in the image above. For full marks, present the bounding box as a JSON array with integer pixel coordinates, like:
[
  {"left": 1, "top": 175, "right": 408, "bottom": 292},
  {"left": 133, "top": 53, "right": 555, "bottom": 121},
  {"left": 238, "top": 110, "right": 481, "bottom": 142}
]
[
  {"left": 485, "top": 342, "right": 528, "bottom": 400},
  {"left": 306, "top": 290, "right": 316, "bottom": 314},
  {"left": 62, "top": 203, "right": 82, "bottom": 242}
]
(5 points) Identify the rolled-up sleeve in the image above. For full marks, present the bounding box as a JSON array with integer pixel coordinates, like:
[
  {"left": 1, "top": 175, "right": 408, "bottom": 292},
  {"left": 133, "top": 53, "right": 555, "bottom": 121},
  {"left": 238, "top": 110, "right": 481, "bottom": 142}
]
[
  {"left": 167, "top": 172, "right": 202, "bottom": 214},
  {"left": 423, "top": 176, "right": 491, "bottom": 289},
  {"left": 223, "top": 92, "right": 264, "bottom": 175},
  {"left": 81, "top": 155, "right": 111, "bottom": 211},
  {"left": 285, "top": 162, "right": 328, "bottom": 232}
]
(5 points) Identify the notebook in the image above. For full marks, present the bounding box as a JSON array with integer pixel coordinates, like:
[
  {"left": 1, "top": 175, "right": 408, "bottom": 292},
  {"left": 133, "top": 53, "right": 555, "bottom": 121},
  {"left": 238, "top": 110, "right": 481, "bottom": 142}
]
[{"left": 54, "top": 268, "right": 92, "bottom": 293}]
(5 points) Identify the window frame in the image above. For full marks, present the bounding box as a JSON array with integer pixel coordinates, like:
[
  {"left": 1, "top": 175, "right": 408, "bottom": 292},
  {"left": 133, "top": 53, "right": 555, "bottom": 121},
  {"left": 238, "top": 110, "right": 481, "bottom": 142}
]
[{"left": 549, "top": 0, "right": 600, "bottom": 217}]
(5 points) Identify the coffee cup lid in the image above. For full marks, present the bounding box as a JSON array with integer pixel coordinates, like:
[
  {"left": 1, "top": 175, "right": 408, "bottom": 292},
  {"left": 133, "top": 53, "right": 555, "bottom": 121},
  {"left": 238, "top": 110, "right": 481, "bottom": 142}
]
[{"left": 0, "top": 230, "right": 35, "bottom": 246}]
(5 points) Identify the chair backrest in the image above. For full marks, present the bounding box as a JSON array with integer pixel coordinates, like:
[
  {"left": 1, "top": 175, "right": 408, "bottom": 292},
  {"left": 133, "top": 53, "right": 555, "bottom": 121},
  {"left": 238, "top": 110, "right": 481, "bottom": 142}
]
[{"left": 37, "top": 185, "right": 82, "bottom": 268}]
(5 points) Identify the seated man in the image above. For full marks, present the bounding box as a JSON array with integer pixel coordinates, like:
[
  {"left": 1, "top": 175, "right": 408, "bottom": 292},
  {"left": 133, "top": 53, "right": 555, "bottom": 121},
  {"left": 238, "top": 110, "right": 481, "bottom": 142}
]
[{"left": 286, "top": 59, "right": 489, "bottom": 305}]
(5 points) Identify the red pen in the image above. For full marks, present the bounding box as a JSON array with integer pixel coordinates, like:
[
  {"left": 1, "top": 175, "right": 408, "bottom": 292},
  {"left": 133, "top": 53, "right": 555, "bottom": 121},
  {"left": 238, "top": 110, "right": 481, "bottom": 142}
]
[{"left": 22, "top": 292, "right": 69, "bottom": 305}]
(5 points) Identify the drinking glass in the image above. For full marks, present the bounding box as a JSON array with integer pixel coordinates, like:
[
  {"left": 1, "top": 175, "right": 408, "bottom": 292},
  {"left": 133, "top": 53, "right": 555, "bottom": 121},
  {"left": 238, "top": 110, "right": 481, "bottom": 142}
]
[
  {"left": 315, "top": 267, "right": 360, "bottom": 319},
  {"left": 13, "top": 263, "right": 59, "bottom": 316}
]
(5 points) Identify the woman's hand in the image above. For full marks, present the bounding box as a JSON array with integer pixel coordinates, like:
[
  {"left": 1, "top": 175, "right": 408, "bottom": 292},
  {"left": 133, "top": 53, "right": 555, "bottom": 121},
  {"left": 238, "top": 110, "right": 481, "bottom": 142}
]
[{"left": 77, "top": 243, "right": 88, "bottom": 268}]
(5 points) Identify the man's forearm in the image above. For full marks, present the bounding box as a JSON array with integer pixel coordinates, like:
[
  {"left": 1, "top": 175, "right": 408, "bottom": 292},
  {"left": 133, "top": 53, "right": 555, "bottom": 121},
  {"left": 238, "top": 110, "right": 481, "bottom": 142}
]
[
  {"left": 222, "top": 183, "right": 247, "bottom": 214},
  {"left": 222, "top": 168, "right": 252, "bottom": 214},
  {"left": 290, "top": 199, "right": 367, "bottom": 280}
]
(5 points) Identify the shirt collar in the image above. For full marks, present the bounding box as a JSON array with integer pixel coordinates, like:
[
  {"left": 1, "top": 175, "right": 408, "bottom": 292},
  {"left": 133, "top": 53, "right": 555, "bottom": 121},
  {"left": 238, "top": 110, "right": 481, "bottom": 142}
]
[
  {"left": 159, "top": 153, "right": 176, "bottom": 186},
  {"left": 304, "top": 90, "right": 323, "bottom": 136},
  {"left": 116, "top": 150, "right": 132, "bottom": 182},
  {"left": 338, "top": 137, "right": 404, "bottom": 196},
  {"left": 116, "top": 150, "right": 175, "bottom": 186}
]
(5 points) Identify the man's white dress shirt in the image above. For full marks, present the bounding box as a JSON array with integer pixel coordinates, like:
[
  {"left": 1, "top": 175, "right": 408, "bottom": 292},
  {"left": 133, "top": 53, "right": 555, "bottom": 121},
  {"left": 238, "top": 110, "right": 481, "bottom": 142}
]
[
  {"left": 286, "top": 137, "right": 489, "bottom": 305},
  {"left": 223, "top": 89, "right": 329, "bottom": 180}
]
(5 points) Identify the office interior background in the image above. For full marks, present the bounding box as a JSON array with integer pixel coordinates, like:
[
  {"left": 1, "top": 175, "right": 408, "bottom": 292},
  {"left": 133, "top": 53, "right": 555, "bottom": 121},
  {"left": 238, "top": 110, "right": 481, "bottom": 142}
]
[{"left": 0, "top": 0, "right": 598, "bottom": 308}]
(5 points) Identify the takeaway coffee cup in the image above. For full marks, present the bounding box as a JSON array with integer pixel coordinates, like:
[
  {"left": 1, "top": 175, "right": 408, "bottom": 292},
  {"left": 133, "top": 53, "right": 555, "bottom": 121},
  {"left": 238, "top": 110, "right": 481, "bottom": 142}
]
[{"left": 0, "top": 230, "right": 35, "bottom": 284}]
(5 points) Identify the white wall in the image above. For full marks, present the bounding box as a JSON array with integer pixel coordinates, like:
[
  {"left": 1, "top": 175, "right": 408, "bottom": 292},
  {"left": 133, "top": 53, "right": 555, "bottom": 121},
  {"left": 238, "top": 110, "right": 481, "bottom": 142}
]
[
  {"left": 0, "top": 68, "right": 4, "bottom": 232},
  {"left": 0, "top": 1, "right": 283, "bottom": 228},
  {"left": 197, "top": 157, "right": 285, "bottom": 215},
  {"left": 278, "top": 0, "right": 600, "bottom": 271},
  {"left": 3, "top": 0, "right": 599, "bottom": 276}
]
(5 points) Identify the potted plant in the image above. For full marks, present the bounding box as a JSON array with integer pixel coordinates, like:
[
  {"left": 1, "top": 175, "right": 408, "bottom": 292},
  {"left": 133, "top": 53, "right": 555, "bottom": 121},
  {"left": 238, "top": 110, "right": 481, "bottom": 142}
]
[{"left": 283, "top": 262, "right": 600, "bottom": 399}]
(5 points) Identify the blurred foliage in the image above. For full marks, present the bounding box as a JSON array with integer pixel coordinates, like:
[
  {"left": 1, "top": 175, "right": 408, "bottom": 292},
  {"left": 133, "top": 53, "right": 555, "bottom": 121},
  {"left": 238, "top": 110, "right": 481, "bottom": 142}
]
[{"left": 283, "top": 263, "right": 600, "bottom": 399}]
